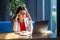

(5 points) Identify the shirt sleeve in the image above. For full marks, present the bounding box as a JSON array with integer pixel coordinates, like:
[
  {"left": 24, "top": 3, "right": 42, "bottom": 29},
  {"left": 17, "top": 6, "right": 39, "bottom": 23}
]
[
  {"left": 13, "top": 21, "right": 19, "bottom": 32},
  {"left": 26, "top": 18, "right": 33, "bottom": 34}
]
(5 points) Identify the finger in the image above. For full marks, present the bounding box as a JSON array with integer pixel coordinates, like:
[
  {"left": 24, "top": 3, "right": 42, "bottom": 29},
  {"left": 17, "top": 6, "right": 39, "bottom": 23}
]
[{"left": 15, "top": 15, "right": 18, "bottom": 21}]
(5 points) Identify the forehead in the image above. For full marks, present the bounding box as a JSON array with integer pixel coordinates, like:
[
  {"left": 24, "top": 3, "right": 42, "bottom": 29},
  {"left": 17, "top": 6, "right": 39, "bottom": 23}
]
[{"left": 20, "top": 10, "right": 26, "bottom": 13}]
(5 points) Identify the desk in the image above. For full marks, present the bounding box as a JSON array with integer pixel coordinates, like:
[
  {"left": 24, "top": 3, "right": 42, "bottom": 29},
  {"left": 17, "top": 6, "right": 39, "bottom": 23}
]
[{"left": 0, "top": 32, "right": 57, "bottom": 39}]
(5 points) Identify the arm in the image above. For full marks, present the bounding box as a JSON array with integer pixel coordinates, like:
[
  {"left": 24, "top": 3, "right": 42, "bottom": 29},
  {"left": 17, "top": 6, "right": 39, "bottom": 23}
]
[
  {"left": 25, "top": 8, "right": 33, "bottom": 32},
  {"left": 12, "top": 21, "right": 16, "bottom": 32},
  {"left": 27, "top": 19, "right": 33, "bottom": 33},
  {"left": 12, "top": 14, "right": 20, "bottom": 32},
  {"left": 25, "top": 8, "right": 31, "bottom": 20}
]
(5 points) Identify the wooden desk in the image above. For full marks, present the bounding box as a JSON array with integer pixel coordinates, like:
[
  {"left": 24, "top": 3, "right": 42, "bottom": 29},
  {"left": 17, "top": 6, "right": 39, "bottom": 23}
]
[
  {"left": 0, "top": 33, "right": 32, "bottom": 39},
  {"left": 0, "top": 32, "right": 57, "bottom": 39}
]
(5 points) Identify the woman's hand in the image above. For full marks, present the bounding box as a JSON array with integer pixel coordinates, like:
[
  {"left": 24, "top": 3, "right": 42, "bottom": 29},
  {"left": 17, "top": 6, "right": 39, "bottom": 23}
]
[
  {"left": 15, "top": 14, "right": 20, "bottom": 21},
  {"left": 26, "top": 11, "right": 31, "bottom": 20}
]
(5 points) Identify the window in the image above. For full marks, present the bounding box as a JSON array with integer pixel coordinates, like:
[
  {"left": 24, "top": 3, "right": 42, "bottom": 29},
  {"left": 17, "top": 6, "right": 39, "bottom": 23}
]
[{"left": 51, "top": 0, "right": 57, "bottom": 33}]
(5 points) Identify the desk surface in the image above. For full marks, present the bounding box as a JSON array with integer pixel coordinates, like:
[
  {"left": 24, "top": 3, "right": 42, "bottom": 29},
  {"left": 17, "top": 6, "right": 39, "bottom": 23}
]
[{"left": 0, "top": 32, "right": 57, "bottom": 39}]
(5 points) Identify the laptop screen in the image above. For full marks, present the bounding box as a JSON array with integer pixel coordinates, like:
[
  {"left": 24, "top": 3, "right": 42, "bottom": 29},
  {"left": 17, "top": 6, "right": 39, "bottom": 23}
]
[{"left": 32, "top": 21, "right": 48, "bottom": 34}]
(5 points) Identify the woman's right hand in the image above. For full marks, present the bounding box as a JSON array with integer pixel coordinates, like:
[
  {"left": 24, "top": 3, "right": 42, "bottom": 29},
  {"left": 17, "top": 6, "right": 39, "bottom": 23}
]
[
  {"left": 15, "top": 14, "right": 19, "bottom": 21},
  {"left": 15, "top": 15, "right": 18, "bottom": 21}
]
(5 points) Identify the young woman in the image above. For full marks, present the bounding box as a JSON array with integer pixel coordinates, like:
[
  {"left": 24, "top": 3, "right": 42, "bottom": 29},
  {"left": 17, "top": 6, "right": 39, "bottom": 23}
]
[{"left": 12, "top": 6, "right": 33, "bottom": 35}]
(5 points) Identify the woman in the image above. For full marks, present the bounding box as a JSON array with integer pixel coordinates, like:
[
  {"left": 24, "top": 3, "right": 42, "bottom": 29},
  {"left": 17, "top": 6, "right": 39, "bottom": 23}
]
[{"left": 12, "top": 6, "right": 33, "bottom": 35}]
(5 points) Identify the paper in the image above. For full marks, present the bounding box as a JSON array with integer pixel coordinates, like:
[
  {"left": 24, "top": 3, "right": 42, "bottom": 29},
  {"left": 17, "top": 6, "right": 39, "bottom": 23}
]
[{"left": 15, "top": 31, "right": 32, "bottom": 36}]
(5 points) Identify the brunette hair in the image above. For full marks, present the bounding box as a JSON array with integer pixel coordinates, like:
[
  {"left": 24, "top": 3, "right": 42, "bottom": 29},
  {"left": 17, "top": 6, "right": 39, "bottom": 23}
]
[{"left": 13, "top": 6, "right": 26, "bottom": 20}]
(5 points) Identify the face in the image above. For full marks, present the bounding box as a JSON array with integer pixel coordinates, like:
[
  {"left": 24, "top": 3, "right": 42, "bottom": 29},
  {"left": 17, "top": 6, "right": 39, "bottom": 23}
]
[{"left": 18, "top": 10, "right": 26, "bottom": 21}]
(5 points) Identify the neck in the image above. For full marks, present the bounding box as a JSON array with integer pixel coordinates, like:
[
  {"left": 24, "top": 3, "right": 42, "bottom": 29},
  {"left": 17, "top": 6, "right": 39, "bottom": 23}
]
[{"left": 19, "top": 19, "right": 24, "bottom": 23}]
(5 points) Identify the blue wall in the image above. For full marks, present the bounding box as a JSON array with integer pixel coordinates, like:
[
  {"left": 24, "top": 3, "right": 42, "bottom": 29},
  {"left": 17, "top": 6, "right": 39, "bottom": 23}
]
[
  {"left": 0, "top": 0, "right": 10, "bottom": 21},
  {"left": 45, "top": 0, "right": 51, "bottom": 30}
]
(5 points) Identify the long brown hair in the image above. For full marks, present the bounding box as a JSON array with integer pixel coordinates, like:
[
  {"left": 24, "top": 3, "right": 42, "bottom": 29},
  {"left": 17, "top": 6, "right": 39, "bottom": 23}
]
[{"left": 13, "top": 6, "right": 26, "bottom": 20}]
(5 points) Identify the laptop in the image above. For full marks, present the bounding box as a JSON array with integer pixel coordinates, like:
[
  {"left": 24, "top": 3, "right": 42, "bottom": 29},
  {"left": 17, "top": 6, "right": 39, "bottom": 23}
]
[{"left": 32, "top": 21, "right": 49, "bottom": 35}]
